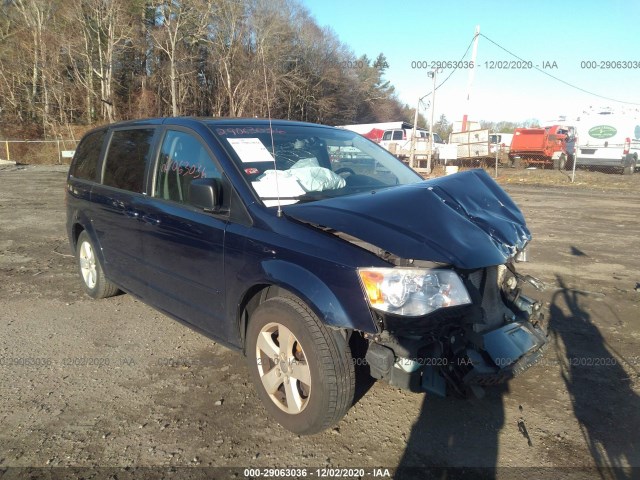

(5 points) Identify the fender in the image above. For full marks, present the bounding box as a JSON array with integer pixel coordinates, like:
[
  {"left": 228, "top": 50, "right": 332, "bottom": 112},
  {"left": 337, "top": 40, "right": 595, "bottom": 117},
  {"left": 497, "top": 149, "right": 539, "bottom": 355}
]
[
  {"left": 257, "top": 259, "right": 377, "bottom": 334},
  {"left": 67, "top": 209, "right": 109, "bottom": 276}
]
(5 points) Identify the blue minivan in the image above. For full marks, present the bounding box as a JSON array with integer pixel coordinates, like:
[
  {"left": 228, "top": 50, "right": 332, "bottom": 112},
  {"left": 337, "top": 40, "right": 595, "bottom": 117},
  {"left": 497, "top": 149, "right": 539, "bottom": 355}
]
[{"left": 66, "top": 117, "right": 548, "bottom": 434}]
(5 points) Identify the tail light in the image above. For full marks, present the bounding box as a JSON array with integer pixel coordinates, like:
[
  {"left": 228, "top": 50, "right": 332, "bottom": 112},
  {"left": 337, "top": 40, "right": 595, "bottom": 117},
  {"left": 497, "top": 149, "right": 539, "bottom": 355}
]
[
  {"left": 624, "top": 137, "right": 630, "bottom": 154},
  {"left": 403, "top": 131, "right": 407, "bottom": 140}
]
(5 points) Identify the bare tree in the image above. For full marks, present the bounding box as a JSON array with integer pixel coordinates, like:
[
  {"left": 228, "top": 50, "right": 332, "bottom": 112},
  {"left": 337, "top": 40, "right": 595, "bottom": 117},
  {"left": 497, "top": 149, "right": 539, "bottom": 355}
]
[
  {"left": 148, "top": 0, "right": 210, "bottom": 117},
  {"left": 13, "top": 0, "right": 56, "bottom": 131},
  {"left": 69, "top": 0, "right": 135, "bottom": 122},
  {"left": 0, "top": 0, "right": 416, "bottom": 134},
  {"left": 203, "top": 0, "right": 253, "bottom": 117}
]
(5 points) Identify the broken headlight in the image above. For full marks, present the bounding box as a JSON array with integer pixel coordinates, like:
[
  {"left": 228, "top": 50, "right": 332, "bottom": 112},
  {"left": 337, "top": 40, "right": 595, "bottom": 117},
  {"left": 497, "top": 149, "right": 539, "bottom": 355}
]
[{"left": 358, "top": 268, "right": 472, "bottom": 316}]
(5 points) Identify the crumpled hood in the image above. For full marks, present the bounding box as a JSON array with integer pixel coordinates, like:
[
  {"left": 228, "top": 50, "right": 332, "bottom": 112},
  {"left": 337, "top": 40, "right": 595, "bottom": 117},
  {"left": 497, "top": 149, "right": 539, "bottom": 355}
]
[{"left": 283, "top": 169, "right": 531, "bottom": 269}]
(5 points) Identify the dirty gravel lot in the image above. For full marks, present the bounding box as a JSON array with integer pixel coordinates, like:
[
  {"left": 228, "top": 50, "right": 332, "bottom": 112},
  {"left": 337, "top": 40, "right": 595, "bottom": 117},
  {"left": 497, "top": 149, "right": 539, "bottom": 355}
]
[{"left": 0, "top": 165, "right": 639, "bottom": 479}]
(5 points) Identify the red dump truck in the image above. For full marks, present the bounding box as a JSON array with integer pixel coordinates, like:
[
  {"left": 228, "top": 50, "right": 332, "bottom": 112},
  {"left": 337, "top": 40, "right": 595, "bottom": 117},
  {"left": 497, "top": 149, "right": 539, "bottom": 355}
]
[{"left": 508, "top": 125, "right": 575, "bottom": 169}]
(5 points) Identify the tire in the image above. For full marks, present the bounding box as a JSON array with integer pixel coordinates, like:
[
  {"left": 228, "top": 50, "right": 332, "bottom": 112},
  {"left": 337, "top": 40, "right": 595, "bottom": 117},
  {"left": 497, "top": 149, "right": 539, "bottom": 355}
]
[
  {"left": 553, "top": 154, "right": 566, "bottom": 170},
  {"left": 246, "top": 296, "right": 355, "bottom": 435},
  {"left": 76, "top": 230, "right": 119, "bottom": 299},
  {"left": 623, "top": 160, "right": 635, "bottom": 175}
]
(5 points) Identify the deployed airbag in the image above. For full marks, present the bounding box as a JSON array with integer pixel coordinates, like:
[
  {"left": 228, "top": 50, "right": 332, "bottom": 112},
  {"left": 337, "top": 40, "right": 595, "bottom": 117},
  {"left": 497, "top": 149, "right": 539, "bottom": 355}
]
[{"left": 255, "top": 157, "right": 346, "bottom": 195}]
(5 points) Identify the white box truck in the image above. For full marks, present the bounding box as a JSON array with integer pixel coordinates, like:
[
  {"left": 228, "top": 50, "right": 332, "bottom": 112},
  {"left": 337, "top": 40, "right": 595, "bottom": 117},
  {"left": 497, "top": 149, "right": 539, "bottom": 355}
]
[{"left": 575, "top": 111, "right": 639, "bottom": 175}]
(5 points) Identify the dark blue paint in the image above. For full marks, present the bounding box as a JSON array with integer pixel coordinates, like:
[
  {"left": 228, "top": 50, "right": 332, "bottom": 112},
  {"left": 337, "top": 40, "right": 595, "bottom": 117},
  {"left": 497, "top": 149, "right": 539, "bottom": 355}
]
[
  {"left": 67, "top": 118, "right": 532, "bottom": 351},
  {"left": 87, "top": 185, "right": 149, "bottom": 296},
  {"left": 133, "top": 195, "right": 228, "bottom": 336},
  {"left": 284, "top": 169, "right": 531, "bottom": 270}
]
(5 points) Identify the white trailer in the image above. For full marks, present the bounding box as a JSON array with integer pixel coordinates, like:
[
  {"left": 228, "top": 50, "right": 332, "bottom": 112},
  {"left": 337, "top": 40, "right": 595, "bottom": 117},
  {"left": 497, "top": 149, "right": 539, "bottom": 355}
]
[
  {"left": 449, "top": 129, "right": 490, "bottom": 159},
  {"left": 574, "top": 111, "right": 640, "bottom": 174},
  {"left": 337, "top": 122, "right": 413, "bottom": 135}
]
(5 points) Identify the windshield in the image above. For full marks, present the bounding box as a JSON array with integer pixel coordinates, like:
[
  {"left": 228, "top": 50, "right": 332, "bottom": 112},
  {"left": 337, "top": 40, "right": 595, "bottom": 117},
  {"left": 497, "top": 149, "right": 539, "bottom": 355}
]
[{"left": 209, "top": 123, "right": 422, "bottom": 206}]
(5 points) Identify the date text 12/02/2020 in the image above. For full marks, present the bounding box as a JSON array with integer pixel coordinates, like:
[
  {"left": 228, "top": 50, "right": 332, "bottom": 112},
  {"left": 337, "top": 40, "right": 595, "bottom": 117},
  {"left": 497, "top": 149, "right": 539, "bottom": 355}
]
[
  {"left": 242, "top": 468, "right": 392, "bottom": 478},
  {"left": 409, "top": 60, "right": 559, "bottom": 69}
]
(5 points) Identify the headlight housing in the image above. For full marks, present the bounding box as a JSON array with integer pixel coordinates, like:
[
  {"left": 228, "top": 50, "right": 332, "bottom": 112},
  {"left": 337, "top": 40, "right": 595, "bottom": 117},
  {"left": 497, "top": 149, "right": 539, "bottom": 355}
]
[{"left": 358, "top": 267, "right": 472, "bottom": 316}]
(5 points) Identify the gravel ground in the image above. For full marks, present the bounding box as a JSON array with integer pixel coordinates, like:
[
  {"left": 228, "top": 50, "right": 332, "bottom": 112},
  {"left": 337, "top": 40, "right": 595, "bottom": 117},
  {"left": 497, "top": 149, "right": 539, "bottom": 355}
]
[{"left": 0, "top": 165, "right": 638, "bottom": 479}]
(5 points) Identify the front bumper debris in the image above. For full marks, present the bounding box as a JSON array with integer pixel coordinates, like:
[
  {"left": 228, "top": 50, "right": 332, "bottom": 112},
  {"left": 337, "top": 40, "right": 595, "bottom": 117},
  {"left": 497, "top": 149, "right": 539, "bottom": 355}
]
[
  {"left": 365, "top": 319, "right": 547, "bottom": 397},
  {"left": 363, "top": 264, "right": 548, "bottom": 397},
  {"left": 460, "top": 320, "right": 548, "bottom": 386}
]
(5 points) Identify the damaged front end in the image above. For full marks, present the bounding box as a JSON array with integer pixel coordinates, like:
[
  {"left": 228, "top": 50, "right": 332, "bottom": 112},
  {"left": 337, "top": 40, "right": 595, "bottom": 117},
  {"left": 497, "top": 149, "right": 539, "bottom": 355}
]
[
  {"left": 360, "top": 261, "right": 548, "bottom": 398},
  {"left": 284, "top": 169, "right": 549, "bottom": 397}
]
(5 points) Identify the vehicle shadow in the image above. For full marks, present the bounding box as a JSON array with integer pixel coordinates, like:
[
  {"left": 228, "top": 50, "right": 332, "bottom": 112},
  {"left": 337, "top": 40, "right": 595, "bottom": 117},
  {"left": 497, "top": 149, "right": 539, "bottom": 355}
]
[
  {"left": 548, "top": 274, "right": 640, "bottom": 478},
  {"left": 396, "top": 385, "right": 507, "bottom": 479}
]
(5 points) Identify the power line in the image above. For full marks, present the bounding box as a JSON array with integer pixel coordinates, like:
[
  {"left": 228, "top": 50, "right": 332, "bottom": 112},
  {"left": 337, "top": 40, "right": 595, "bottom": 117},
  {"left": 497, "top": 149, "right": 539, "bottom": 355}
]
[
  {"left": 479, "top": 33, "right": 640, "bottom": 106},
  {"left": 420, "top": 33, "right": 477, "bottom": 102}
]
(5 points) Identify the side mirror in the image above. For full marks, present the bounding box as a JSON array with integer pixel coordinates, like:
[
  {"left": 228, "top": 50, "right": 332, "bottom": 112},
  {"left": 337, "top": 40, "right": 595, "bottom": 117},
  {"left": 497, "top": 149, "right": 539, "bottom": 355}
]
[{"left": 189, "top": 178, "right": 222, "bottom": 212}]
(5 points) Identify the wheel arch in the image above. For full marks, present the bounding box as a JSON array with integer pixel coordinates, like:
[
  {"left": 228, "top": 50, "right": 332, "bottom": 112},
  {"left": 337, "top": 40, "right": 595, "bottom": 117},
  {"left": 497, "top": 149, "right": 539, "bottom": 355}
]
[
  {"left": 237, "top": 283, "right": 350, "bottom": 354},
  {"left": 70, "top": 219, "right": 107, "bottom": 268},
  {"left": 235, "top": 260, "right": 377, "bottom": 352},
  {"left": 71, "top": 222, "right": 85, "bottom": 253}
]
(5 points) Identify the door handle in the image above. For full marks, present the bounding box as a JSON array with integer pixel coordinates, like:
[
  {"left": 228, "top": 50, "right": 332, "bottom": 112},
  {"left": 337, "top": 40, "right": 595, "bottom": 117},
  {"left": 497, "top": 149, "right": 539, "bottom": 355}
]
[
  {"left": 125, "top": 208, "right": 140, "bottom": 219},
  {"left": 141, "top": 213, "right": 160, "bottom": 226}
]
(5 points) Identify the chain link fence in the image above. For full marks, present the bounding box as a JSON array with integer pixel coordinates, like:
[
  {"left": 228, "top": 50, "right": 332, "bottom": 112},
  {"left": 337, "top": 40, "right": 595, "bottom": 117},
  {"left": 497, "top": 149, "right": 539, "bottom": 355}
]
[
  {"left": 423, "top": 157, "right": 638, "bottom": 190},
  {"left": 1, "top": 135, "right": 637, "bottom": 193},
  {"left": 401, "top": 131, "right": 638, "bottom": 190},
  {"left": 0, "top": 140, "right": 79, "bottom": 166}
]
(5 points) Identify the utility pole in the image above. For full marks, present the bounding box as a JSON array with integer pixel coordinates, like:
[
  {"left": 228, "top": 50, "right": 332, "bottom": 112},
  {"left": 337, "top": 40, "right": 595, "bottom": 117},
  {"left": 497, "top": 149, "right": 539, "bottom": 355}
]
[
  {"left": 426, "top": 68, "right": 438, "bottom": 173},
  {"left": 409, "top": 94, "right": 430, "bottom": 169},
  {"left": 409, "top": 97, "right": 420, "bottom": 169},
  {"left": 462, "top": 25, "right": 480, "bottom": 132}
]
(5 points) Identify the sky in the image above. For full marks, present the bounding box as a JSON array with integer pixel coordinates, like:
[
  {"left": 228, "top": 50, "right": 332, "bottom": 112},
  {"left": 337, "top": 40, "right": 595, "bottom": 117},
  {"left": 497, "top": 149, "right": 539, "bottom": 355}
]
[{"left": 299, "top": 0, "right": 640, "bottom": 125}]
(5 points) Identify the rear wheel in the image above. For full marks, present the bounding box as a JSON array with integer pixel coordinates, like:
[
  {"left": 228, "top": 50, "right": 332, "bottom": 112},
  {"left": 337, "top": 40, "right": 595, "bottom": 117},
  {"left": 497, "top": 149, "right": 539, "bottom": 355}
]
[
  {"left": 623, "top": 159, "right": 636, "bottom": 175},
  {"left": 246, "top": 296, "right": 355, "bottom": 435},
  {"left": 553, "top": 154, "right": 566, "bottom": 170},
  {"left": 76, "top": 230, "right": 119, "bottom": 299}
]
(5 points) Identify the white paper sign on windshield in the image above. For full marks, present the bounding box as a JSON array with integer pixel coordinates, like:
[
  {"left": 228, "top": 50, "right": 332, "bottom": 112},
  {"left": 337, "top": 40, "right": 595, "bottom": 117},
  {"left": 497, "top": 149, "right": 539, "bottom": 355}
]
[
  {"left": 251, "top": 171, "right": 306, "bottom": 207},
  {"left": 227, "top": 138, "right": 275, "bottom": 163}
]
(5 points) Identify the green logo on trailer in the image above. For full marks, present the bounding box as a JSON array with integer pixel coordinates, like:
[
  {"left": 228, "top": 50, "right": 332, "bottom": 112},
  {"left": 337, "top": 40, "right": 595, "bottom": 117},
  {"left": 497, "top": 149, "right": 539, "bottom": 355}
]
[{"left": 588, "top": 125, "right": 617, "bottom": 139}]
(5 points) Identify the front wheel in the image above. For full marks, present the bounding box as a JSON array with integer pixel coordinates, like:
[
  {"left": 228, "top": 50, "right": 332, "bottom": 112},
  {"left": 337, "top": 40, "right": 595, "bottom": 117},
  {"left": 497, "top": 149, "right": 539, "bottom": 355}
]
[
  {"left": 553, "top": 154, "right": 566, "bottom": 170},
  {"left": 246, "top": 296, "right": 355, "bottom": 435}
]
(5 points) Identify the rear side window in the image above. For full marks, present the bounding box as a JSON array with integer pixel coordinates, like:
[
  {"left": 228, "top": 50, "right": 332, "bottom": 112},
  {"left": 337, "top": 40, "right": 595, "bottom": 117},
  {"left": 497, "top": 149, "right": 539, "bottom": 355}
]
[
  {"left": 70, "top": 130, "right": 106, "bottom": 181},
  {"left": 103, "top": 129, "right": 155, "bottom": 193}
]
